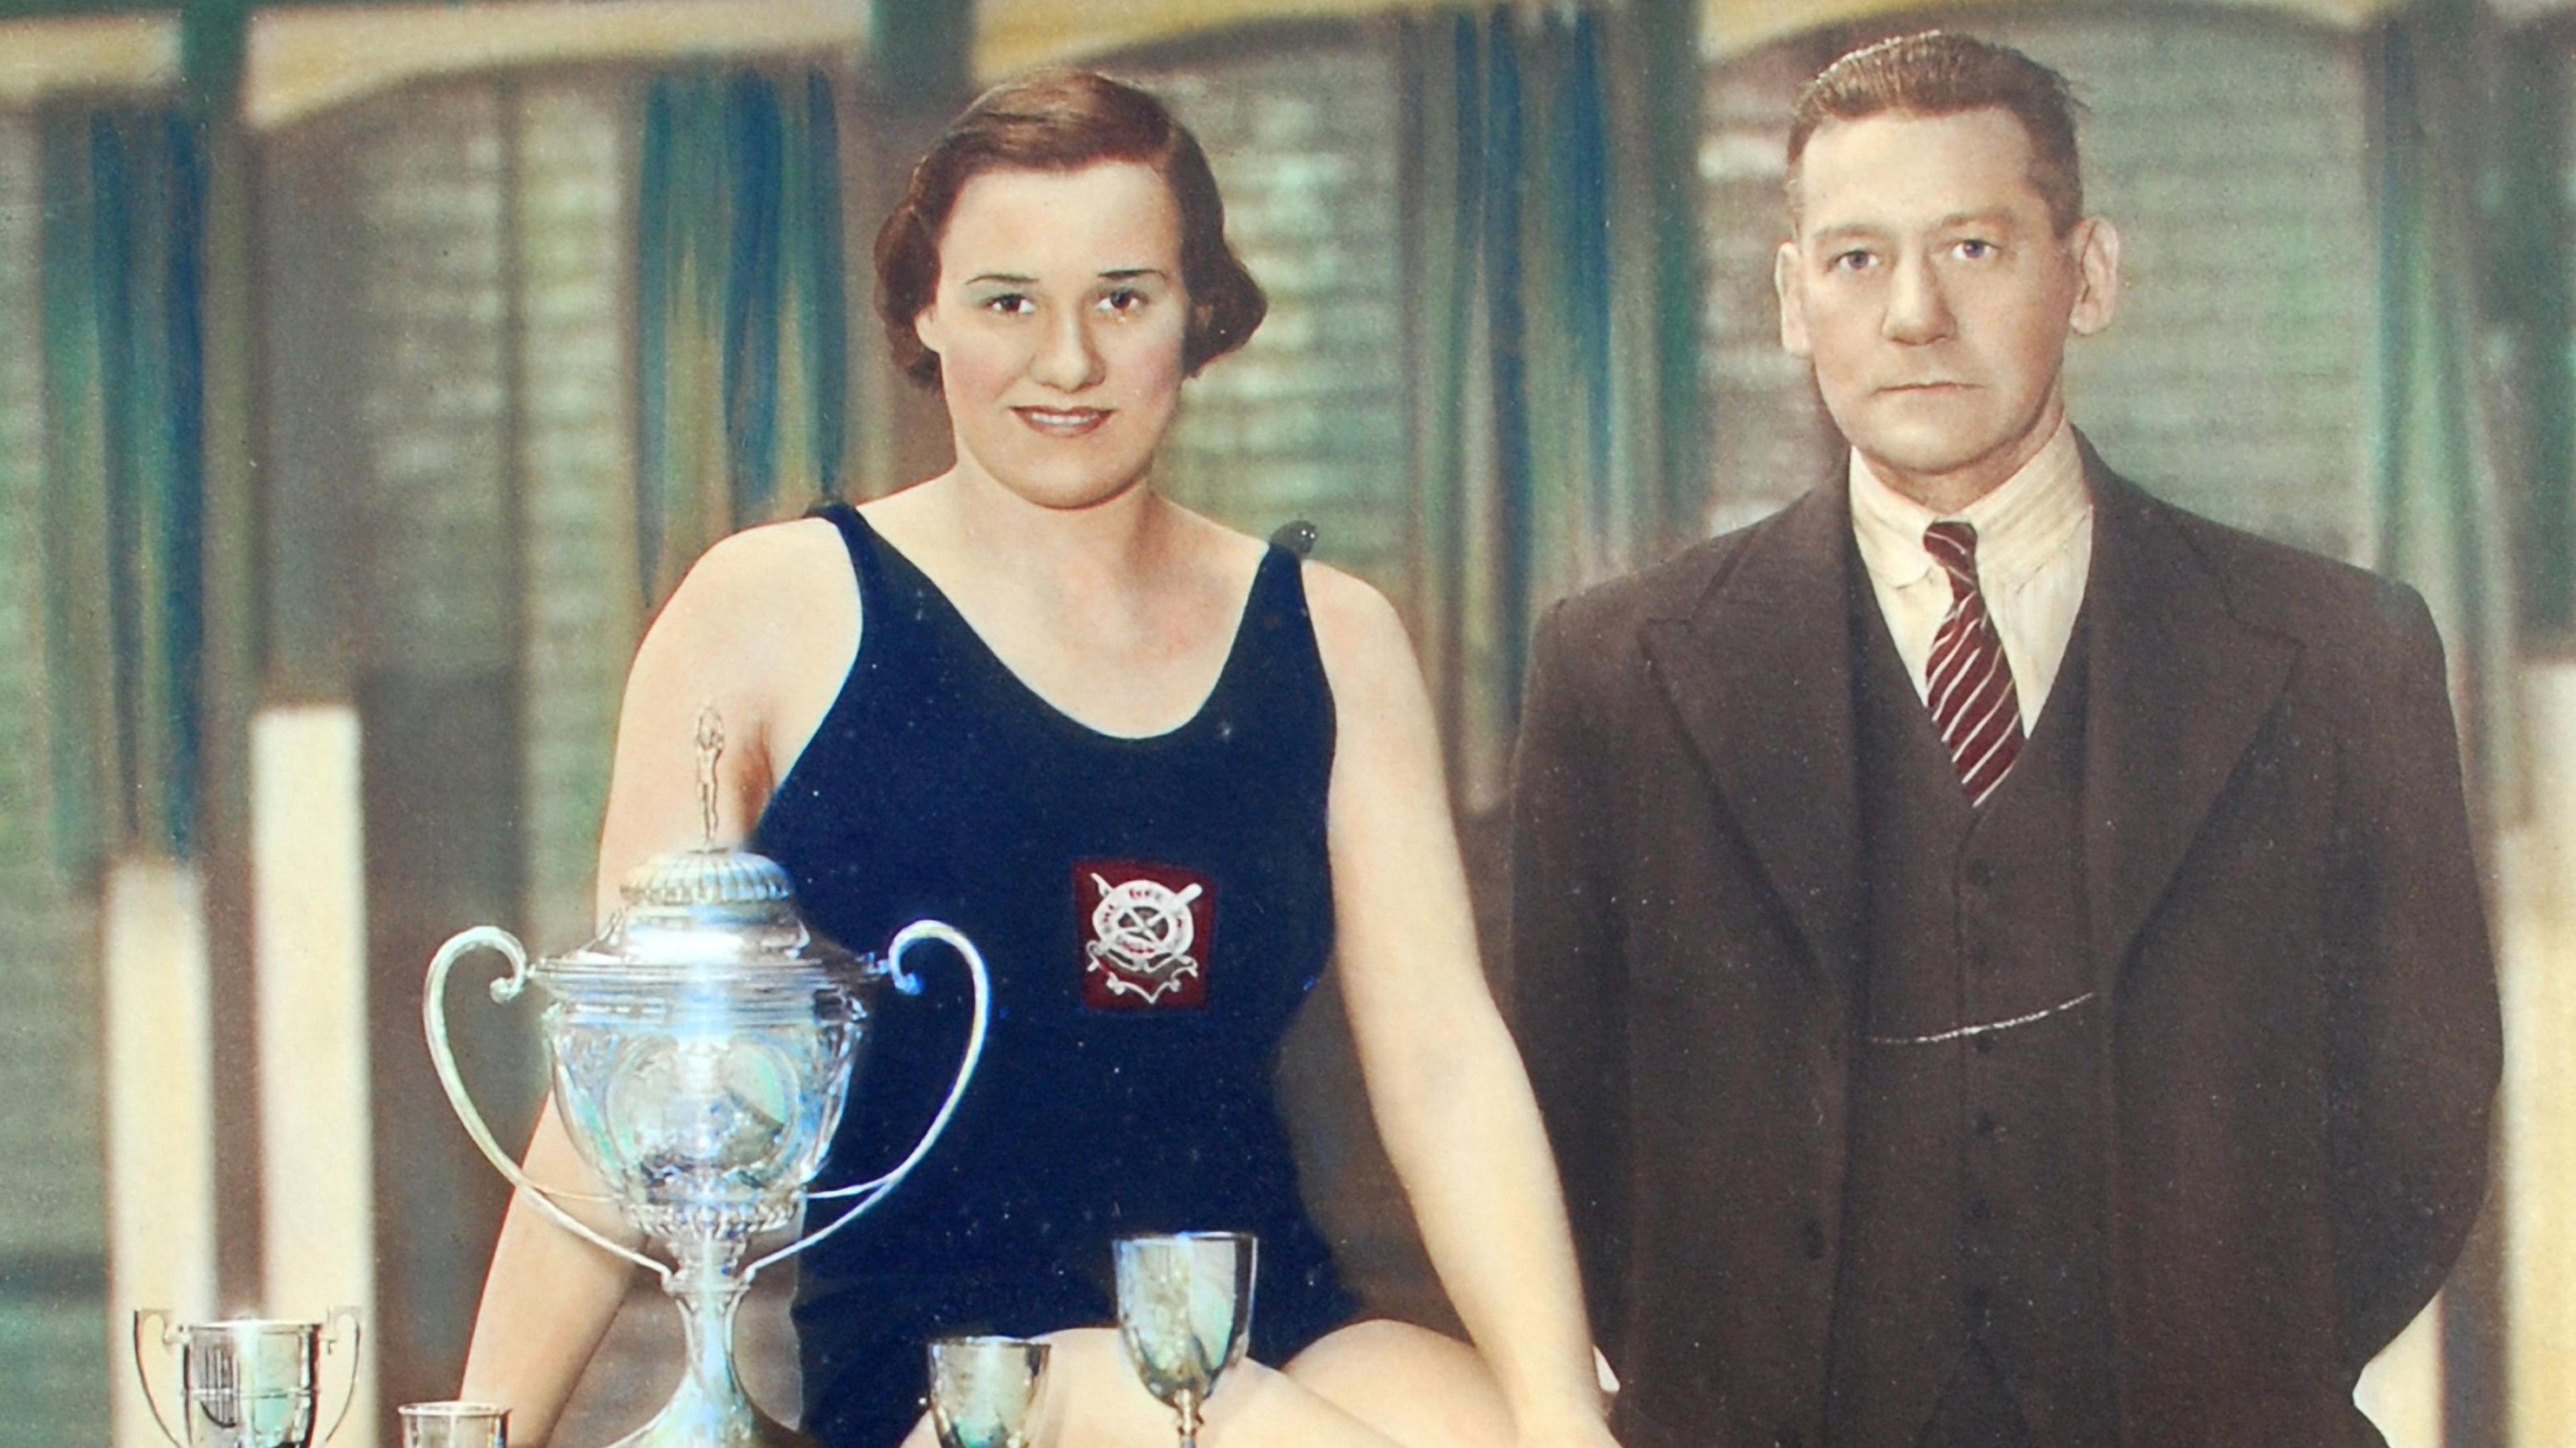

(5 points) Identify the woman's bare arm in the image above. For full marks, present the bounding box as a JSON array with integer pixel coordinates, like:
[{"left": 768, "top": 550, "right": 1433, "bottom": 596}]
[
  {"left": 1305, "top": 567, "right": 1616, "bottom": 1448},
  {"left": 455, "top": 520, "right": 856, "bottom": 1442}
]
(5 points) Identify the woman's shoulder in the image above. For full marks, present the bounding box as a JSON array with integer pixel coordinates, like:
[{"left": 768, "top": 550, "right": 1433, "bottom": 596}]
[
  {"left": 683, "top": 513, "right": 851, "bottom": 598},
  {"left": 625, "top": 516, "right": 862, "bottom": 805},
  {"left": 627, "top": 515, "right": 861, "bottom": 744},
  {"left": 1295, "top": 555, "right": 1413, "bottom": 679},
  {"left": 652, "top": 516, "right": 853, "bottom": 643}
]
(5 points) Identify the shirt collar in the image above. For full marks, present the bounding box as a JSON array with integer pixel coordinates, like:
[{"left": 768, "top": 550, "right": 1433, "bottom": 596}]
[{"left": 1847, "top": 416, "right": 2089, "bottom": 596}]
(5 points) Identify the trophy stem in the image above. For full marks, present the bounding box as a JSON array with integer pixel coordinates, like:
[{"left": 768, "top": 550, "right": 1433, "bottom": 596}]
[{"left": 606, "top": 1246, "right": 814, "bottom": 1448}]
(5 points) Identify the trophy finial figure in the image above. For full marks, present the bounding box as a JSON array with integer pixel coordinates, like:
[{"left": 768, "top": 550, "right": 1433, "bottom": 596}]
[{"left": 695, "top": 706, "right": 724, "bottom": 846}]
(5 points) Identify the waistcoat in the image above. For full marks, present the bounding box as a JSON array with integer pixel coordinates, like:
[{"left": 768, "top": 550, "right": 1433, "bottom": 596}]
[{"left": 1823, "top": 567, "right": 2115, "bottom": 1448}]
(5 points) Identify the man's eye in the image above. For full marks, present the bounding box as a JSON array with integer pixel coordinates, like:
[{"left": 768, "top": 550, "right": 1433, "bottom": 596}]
[
  {"left": 1955, "top": 239, "right": 1998, "bottom": 261},
  {"left": 1829, "top": 249, "right": 1876, "bottom": 273}
]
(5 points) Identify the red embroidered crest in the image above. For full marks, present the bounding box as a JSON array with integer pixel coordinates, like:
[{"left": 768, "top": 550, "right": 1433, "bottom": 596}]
[{"left": 1076, "top": 860, "right": 1216, "bottom": 1011}]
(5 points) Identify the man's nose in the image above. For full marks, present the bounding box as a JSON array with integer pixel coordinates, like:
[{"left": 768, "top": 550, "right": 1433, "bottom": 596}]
[
  {"left": 1882, "top": 254, "right": 1954, "bottom": 344},
  {"left": 1030, "top": 307, "right": 1106, "bottom": 391}
]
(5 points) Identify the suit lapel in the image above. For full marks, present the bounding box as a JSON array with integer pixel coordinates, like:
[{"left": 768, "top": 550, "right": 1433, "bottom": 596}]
[
  {"left": 2080, "top": 461, "right": 2300, "bottom": 993},
  {"left": 1640, "top": 488, "right": 1864, "bottom": 997}
]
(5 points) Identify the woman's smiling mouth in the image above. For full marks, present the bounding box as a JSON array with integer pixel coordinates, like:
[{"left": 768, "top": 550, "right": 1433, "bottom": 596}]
[{"left": 1013, "top": 405, "right": 1112, "bottom": 436}]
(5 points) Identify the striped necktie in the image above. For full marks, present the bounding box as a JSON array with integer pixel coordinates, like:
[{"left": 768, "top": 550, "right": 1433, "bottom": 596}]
[{"left": 1923, "top": 520, "right": 2024, "bottom": 806}]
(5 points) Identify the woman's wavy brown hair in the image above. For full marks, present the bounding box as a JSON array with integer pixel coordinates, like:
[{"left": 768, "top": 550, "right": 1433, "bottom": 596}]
[{"left": 875, "top": 69, "right": 1267, "bottom": 388}]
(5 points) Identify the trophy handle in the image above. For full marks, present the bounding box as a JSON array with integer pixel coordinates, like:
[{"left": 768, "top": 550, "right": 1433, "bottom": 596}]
[
  {"left": 751, "top": 919, "right": 992, "bottom": 1276},
  {"left": 423, "top": 926, "right": 671, "bottom": 1283},
  {"left": 129, "top": 1309, "right": 184, "bottom": 1448},
  {"left": 318, "top": 1306, "right": 363, "bottom": 1443}
]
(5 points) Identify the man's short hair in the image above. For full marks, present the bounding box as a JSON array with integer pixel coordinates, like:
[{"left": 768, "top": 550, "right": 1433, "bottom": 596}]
[{"left": 1786, "top": 32, "right": 2086, "bottom": 234}]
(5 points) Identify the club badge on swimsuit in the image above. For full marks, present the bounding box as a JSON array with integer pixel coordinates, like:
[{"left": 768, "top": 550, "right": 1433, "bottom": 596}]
[{"left": 1075, "top": 860, "right": 1216, "bottom": 1011}]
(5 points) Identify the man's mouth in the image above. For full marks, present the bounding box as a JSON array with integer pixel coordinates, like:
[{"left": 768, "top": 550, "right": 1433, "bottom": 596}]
[{"left": 1014, "top": 406, "right": 1112, "bottom": 436}]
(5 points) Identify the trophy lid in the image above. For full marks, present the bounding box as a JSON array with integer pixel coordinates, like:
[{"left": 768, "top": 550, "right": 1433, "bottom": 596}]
[{"left": 539, "top": 710, "right": 862, "bottom": 997}]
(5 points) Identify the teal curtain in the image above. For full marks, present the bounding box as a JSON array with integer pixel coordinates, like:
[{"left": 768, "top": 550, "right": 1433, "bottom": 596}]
[
  {"left": 2367, "top": 4, "right": 2519, "bottom": 828},
  {"left": 35, "top": 109, "right": 205, "bottom": 871},
  {"left": 2493, "top": 34, "right": 2575, "bottom": 648},
  {"left": 1404, "top": 3, "right": 1697, "bottom": 803},
  {"left": 637, "top": 66, "right": 849, "bottom": 605}
]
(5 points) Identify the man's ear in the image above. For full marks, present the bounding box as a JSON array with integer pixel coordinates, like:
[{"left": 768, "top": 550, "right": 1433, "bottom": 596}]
[
  {"left": 1775, "top": 241, "right": 1812, "bottom": 358},
  {"left": 2068, "top": 217, "right": 2121, "bottom": 337}
]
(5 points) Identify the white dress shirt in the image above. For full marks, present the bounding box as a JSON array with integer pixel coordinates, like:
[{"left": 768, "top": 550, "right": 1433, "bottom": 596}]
[{"left": 1847, "top": 418, "right": 2094, "bottom": 731}]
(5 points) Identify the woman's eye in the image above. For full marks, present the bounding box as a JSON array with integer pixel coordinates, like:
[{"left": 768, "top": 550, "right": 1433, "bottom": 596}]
[
  {"left": 1099, "top": 288, "right": 1148, "bottom": 315},
  {"left": 978, "top": 292, "right": 1034, "bottom": 316}
]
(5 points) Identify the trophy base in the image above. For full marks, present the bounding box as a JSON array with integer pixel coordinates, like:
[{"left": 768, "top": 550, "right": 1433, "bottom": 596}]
[{"left": 605, "top": 1396, "right": 819, "bottom": 1448}]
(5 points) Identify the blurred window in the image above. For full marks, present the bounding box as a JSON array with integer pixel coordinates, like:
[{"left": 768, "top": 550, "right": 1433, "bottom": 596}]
[{"left": 1115, "top": 32, "right": 1417, "bottom": 618}]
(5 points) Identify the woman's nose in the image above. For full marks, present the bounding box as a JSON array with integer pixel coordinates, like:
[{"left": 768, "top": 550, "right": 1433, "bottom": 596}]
[{"left": 1030, "top": 308, "right": 1106, "bottom": 391}]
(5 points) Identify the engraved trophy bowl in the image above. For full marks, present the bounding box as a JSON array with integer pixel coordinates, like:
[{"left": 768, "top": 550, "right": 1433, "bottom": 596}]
[
  {"left": 129, "top": 1311, "right": 362, "bottom": 1448},
  {"left": 424, "top": 716, "right": 991, "bottom": 1448}
]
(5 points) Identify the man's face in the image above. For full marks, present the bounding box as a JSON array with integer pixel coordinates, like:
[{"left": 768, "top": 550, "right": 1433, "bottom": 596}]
[{"left": 1776, "top": 107, "right": 2118, "bottom": 508}]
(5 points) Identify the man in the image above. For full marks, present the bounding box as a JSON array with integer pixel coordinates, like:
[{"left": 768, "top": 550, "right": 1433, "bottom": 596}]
[{"left": 1509, "top": 32, "right": 2500, "bottom": 1448}]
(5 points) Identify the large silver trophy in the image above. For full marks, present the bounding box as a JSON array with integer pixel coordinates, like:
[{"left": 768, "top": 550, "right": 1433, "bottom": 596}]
[{"left": 425, "top": 715, "right": 990, "bottom": 1448}]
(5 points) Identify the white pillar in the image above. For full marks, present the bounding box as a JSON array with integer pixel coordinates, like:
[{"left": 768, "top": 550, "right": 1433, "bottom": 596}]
[
  {"left": 252, "top": 703, "right": 378, "bottom": 1448},
  {"left": 2502, "top": 660, "right": 2576, "bottom": 1448},
  {"left": 103, "top": 856, "right": 218, "bottom": 1448}
]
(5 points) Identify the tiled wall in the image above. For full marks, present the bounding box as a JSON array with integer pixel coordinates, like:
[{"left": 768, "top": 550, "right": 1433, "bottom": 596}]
[
  {"left": 510, "top": 80, "right": 643, "bottom": 954},
  {"left": 1987, "top": 10, "right": 2375, "bottom": 562},
  {"left": 0, "top": 109, "right": 115, "bottom": 1445},
  {"left": 1120, "top": 36, "right": 1418, "bottom": 620},
  {"left": 262, "top": 72, "right": 647, "bottom": 1410},
  {"left": 1697, "top": 36, "right": 1840, "bottom": 533}
]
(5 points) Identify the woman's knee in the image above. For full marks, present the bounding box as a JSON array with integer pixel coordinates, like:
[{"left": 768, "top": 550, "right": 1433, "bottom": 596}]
[{"left": 1283, "top": 1320, "right": 1514, "bottom": 1448}]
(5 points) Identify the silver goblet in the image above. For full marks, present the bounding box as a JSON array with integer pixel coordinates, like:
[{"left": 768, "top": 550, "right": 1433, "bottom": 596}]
[
  {"left": 1114, "top": 1233, "right": 1256, "bottom": 1448},
  {"left": 396, "top": 1401, "right": 509, "bottom": 1448},
  {"left": 926, "top": 1336, "right": 1049, "bottom": 1448}
]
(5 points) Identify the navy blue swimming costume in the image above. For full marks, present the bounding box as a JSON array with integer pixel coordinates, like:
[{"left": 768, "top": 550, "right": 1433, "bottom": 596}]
[{"left": 755, "top": 505, "right": 1357, "bottom": 1448}]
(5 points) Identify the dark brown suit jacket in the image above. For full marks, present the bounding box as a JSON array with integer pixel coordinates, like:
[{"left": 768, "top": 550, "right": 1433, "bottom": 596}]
[{"left": 1509, "top": 455, "right": 2500, "bottom": 1448}]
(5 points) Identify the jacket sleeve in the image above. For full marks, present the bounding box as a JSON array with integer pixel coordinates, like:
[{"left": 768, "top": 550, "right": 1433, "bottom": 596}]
[
  {"left": 1507, "top": 596, "right": 1633, "bottom": 1365},
  {"left": 2324, "top": 583, "right": 2503, "bottom": 1366}
]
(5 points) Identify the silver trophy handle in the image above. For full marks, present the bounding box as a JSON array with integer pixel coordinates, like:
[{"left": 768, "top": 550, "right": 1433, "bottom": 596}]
[
  {"left": 129, "top": 1308, "right": 184, "bottom": 1448},
  {"left": 423, "top": 926, "right": 671, "bottom": 1283},
  {"left": 318, "top": 1305, "right": 363, "bottom": 1443},
  {"left": 749, "top": 919, "right": 992, "bottom": 1276}
]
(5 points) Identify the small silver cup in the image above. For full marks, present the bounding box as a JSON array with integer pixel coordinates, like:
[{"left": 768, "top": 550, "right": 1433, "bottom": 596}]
[
  {"left": 397, "top": 1401, "right": 508, "bottom": 1448},
  {"left": 131, "top": 1310, "right": 362, "bottom": 1448},
  {"left": 926, "top": 1336, "right": 1049, "bottom": 1448}
]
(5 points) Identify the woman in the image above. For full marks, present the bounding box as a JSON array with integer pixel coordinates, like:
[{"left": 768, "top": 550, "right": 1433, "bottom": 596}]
[{"left": 460, "top": 70, "right": 1615, "bottom": 1448}]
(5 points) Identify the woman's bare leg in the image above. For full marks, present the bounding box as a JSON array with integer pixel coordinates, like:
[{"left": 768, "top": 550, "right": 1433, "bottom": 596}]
[
  {"left": 1284, "top": 1320, "right": 1519, "bottom": 1448},
  {"left": 892, "top": 1321, "right": 1511, "bottom": 1448}
]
